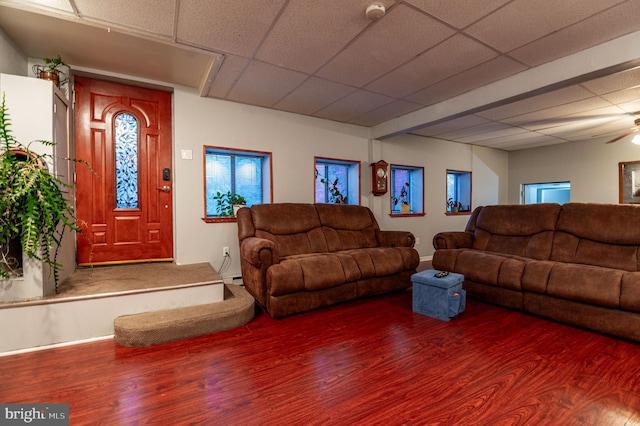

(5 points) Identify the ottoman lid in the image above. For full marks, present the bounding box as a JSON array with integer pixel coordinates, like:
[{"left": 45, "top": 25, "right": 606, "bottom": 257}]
[{"left": 411, "top": 269, "right": 464, "bottom": 288}]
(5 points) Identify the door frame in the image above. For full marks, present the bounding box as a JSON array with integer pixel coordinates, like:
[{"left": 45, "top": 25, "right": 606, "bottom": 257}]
[{"left": 72, "top": 72, "right": 176, "bottom": 266}]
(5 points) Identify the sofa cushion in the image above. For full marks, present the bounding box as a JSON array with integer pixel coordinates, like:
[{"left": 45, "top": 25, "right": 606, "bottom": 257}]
[
  {"left": 546, "top": 263, "right": 622, "bottom": 309},
  {"left": 267, "top": 253, "right": 362, "bottom": 296},
  {"left": 340, "top": 247, "right": 410, "bottom": 278},
  {"left": 453, "top": 250, "right": 506, "bottom": 286},
  {"left": 552, "top": 203, "right": 640, "bottom": 271},
  {"left": 471, "top": 203, "right": 560, "bottom": 260},
  {"left": 315, "top": 203, "right": 379, "bottom": 251},
  {"left": 621, "top": 272, "right": 640, "bottom": 313},
  {"left": 250, "top": 204, "right": 328, "bottom": 257},
  {"left": 521, "top": 260, "right": 556, "bottom": 294}
]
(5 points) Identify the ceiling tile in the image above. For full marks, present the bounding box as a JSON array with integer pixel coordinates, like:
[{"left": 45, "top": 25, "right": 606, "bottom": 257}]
[
  {"left": 492, "top": 137, "right": 567, "bottom": 151},
  {"left": 274, "top": 77, "right": 357, "bottom": 116},
  {"left": 313, "top": 90, "right": 395, "bottom": 123},
  {"left": 455, "top": 126, "right": 530, "bottom": 143},
  {"left": 348, "top": 99, "right": 422, "bottom": 127},
  {"left": 405, "top": 55, "right": 528, "bottom": 106},
  {"left": 600, "top": 86, "right": 640, "bottom": 106},
  {"left": 226, "top": 61, "right": 308, "bottom": 108},
  {"left": 581, "top": 66, "right": 640, "bottom": 95},
  {"left": 465, "top": 0, "right": 626, "bottom": 52},
  {"left": 500, "top": 99, "right": 622, "bottom": 129},
  {"left": 255, "top": 0, "right": 395, "bottom": 73},
  {"left": 207, "top": 54, "right": 249, "bottom": 98},
  {"left": 436, "top": 121, "right": 517, "bottom": 141},
  {"left": 475, "top": 85, "right": 597, "bottom": 121},
  {"left": 474, "top": 131, "right": 559, "bottom": 147},
  {"left": 405, "top": 0, "right": 511, "bottom": 28},
  {"left": 177, "top": 0, "right": 287, "bottom": 56},
  {"left": 616, "top": 99, "right": 640, "bottom": 114},
  {"left": 2, "top": 0, "right": 640, "bottom": 150},
  {"left": 366, "top": 34, "right": 498, "bottom": 98},
  {"left": 316, "top": 4, "right": 455, "bottom": 87},
  {"left": 509, "top": 1, "right": 640, "bottom": 67},
  {"left": 74, "top": 0, "right": 176, "bottom": 37},
  {"left": 563, "top": 118, "right": 633, "bottom": 141},
  {"left": 413, "top": 115, "right": 493, "bottom": 137}
]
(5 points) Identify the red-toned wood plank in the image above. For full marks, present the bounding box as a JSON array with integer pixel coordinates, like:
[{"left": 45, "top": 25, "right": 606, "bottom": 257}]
[{"left": 2, "top": 290, "right": 640, "bottom": 425}]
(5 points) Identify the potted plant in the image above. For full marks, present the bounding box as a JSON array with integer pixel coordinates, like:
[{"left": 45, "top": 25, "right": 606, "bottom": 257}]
[
  {"left": 317, "top": 172, "right": 348, "bottom": 204},
  {"left": 393, "top": 183, "right": 410, "bottom": 213},
  {"left": 213, "top": 191, "right": 246, "bottom": 217},
  {"left": 447, "top": 198, "right": 462, "bottom": 213},
  {"left": 33, "top": 55, "right": 69, "bottom": 88},
  {"left": 0, "top": 95, "right": 81, "bottom": 284}
]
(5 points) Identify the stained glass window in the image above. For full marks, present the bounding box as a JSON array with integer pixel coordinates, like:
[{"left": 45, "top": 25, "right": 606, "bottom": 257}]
[{"left": 115, "top": 113, "right": 139, "bottom": 209}]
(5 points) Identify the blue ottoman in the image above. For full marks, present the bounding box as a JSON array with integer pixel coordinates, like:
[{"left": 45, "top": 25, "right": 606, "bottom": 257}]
[{"left": 411, "top": 270, "right": 466, "bottom": 321}]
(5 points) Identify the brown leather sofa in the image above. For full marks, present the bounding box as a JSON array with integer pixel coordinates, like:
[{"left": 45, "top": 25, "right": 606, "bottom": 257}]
[
  {"left": 432, "top": 202, "right": 640, "bottom": 342},
  {"left": 237, "top": 203, "right": 420, "bottom": 317}
]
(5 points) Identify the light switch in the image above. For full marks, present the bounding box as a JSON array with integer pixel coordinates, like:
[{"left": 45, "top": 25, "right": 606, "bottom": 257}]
[{"left": 181, "top": 149, "right": 193, "bottom": 160}]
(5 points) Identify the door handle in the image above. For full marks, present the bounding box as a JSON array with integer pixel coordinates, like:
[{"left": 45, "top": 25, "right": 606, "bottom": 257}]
[{"left": 158, "top": 185, "right": 170, "bottom": 193}]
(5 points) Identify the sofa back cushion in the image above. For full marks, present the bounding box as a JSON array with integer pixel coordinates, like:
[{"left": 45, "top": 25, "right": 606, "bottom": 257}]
[
  {"left": 472, "top": 203, "right": 561, "bottom": 260},
  {"left": 551, "top": 203, "right": 640, "bottom": 271},
  {"left": 315, "top": 203, "right": 379, "bottom": 251},
  {"left": 244, "top": 203, "right": 329, "bottom": 257}
]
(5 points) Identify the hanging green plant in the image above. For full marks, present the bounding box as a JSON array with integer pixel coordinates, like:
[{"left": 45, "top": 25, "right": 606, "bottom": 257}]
[{"left": 0, "top": 94, "right": 83, "bottom": 287}]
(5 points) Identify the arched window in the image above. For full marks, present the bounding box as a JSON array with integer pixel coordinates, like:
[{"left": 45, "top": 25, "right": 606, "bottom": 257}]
[{"left": 115, "top": 112, "right": 139, "bottom": 209}]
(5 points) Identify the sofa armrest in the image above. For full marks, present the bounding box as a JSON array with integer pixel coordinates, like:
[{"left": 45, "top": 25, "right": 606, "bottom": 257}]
[
  {"left": 433, "top": 231, "right": 473, "bottom": 250},
  {"left": 377, "top": 230, "right": 416, "bottom": 247},
  {"left": 240, "top": 237, "right": 279, "bottom": 267}
]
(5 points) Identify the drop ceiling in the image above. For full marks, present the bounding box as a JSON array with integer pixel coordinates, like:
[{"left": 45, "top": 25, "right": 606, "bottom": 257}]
[{"left": 1, "top": 0, "right": 640, "bottom": 150}]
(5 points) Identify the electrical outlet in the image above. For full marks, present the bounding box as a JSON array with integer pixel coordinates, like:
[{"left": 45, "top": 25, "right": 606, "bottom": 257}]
[
  {"left": 223, "top": 246, "right": 230, "bottom": 257},
  {"left": 415, "top": 238, "right": 420, "bottom": 245}
]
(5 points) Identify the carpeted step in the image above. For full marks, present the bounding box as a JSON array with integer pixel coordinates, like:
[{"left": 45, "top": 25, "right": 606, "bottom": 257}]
[{"left": 114, "top": 284, "right": 254, "bottom": 347}]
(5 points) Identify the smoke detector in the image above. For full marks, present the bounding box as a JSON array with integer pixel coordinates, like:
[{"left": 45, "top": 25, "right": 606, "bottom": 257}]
[{"left": 365, "top": 3, "right": 385, "bottom": 20}]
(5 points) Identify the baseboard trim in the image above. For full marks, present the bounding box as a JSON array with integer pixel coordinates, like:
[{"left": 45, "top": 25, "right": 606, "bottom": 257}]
[{"left": 0, "top": 335, "right": 114, "bottom": 357}]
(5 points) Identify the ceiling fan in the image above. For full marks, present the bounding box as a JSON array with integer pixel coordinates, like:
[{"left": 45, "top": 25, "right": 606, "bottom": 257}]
[{"left": 605, "top": 118, "right": 640, "bottom": 144}]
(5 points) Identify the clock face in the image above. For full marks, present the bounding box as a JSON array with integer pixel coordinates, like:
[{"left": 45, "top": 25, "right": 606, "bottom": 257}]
[{"left": 376, "top": 168, "right": 387, "bottom": 178}]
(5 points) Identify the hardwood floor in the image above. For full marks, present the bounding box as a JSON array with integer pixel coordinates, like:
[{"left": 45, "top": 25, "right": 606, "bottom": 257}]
[{"left": 2, "top": 289, "right": 640, "bottom": 425}]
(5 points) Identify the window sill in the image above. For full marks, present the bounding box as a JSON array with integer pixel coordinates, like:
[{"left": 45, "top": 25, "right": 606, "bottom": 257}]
[
  {"left": 445, "top": 211, "right": 471, "bottom": 216},
  {"left": 202, "top": 217, "right": 237, "bottom": 223},
  {"left": 389, "top": 212, "right": 426, "bottom": 217}
]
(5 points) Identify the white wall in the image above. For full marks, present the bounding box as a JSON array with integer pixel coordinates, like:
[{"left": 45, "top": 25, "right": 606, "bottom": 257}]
[
  {"left": 376, "top": 134, "right": 509, "bottom": 259},
  {"left": 174, "top": 96, "right": 509, "bottom": 275},
  {"left": 508, "top": 138, "right": 640, "bottom": 204},
  {"left": 173, "top": 87, "right": 372, "bottom": 278},
  {"left": 0, "top": 26, "right": 26, "bottom": 76}
]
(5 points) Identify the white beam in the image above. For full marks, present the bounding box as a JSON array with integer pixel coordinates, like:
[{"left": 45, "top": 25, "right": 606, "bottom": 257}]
[{"left": 198, "top": 54, "right": 225, "bottom": 97}]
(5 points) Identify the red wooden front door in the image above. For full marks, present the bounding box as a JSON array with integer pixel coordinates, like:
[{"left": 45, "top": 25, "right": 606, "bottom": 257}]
[{"left": 75, "top": 76, "right": 173, "bottom": 265}]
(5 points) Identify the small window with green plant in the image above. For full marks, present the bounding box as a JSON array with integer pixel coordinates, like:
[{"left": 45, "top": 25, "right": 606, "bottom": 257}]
[{"left": 204, "top": 146, "right": 271, "bottom": 221}]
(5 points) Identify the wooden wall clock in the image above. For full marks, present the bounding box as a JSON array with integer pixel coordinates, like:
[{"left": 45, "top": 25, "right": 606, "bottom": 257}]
[{"left": 371, "top": 160, "right": 389, "bottom": 196}]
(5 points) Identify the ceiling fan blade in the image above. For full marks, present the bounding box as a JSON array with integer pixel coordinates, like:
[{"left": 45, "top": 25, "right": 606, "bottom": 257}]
[{"left": 605, "top": 129, "right": 638, "bottom": 144}]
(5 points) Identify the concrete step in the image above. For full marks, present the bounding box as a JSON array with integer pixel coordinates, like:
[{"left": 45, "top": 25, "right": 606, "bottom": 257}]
[{"left": 114, "top": 284, "right": 255, "bottom": 347}]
